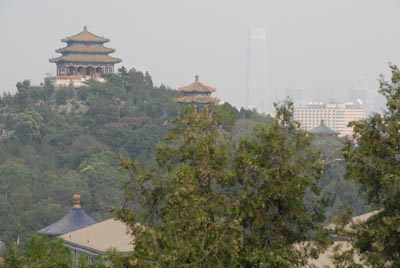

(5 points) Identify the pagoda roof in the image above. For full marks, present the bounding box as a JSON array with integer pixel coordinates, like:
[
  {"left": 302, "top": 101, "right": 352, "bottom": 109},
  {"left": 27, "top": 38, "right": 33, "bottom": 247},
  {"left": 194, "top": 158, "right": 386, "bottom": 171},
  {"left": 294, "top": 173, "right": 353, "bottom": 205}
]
[
  {"left": 175, "top": 95, "right": 220, "bottom": 104},
  {"left": 56, "top": 46, "right": 115, "bottom": 54},
  {"left": 38, "top": 195, "right": 96, "bottom": 236},
  {"left": 61, "top": 26, "right": 109, "bottom": 43},
  {"left": 309, "top": 121, "right": 339, "bottom": 136},
  {"left": 50, "top": 54, "right": 122, "bottom": 64},
  {"left": 177, "top": 75, "right": 216, "bottom": 93}
]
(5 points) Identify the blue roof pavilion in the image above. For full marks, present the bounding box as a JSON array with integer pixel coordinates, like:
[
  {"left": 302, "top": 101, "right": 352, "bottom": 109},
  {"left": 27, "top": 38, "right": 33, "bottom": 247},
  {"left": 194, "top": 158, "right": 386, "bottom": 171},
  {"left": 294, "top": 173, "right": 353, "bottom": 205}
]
[
  {"left": 309, "top": 120, "right": 339, "bottom": 137},
  {"left": 38, "top": 194, "right": 96, "bottom": 236}
]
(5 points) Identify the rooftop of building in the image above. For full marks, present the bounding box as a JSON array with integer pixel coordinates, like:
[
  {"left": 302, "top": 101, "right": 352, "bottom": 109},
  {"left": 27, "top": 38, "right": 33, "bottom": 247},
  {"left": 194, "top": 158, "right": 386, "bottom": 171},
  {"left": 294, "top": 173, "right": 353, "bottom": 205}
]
[
  {"left": 177, "top": 75, "right": 217, "bottom": 93},
  {"left": 38, "top": 195, "right": 96, "bottom": 236},
  {"left": 308, "top": 121, "right": 339, "bottom": 136},
  {"left": 175, "top": 95, "right": 220, "bottom": 104},
  {"left": 60, "top": 218, "right": 134, "bottom": 254},
  {"left": 61, "top": 26, "right": 110, "bottom": 43},
  {"left": 49, "top": 54, "right": 122, "bottom": 64},
  {"left": 56, "top": 46, "right": 115, "bottom": 54},
  {"left": 296, "top": 101, "right": 365, "bottom": 110}
]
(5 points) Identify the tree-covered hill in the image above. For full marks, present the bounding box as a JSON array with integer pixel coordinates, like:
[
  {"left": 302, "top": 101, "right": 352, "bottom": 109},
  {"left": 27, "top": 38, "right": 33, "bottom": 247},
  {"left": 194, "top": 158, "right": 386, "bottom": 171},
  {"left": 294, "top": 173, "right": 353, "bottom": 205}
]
[
  {"left": 0, "top": 68, "right": 266, "bottom": 247},
  {"left": 0, "top": 67, "right": 371, "bottom": 252}
]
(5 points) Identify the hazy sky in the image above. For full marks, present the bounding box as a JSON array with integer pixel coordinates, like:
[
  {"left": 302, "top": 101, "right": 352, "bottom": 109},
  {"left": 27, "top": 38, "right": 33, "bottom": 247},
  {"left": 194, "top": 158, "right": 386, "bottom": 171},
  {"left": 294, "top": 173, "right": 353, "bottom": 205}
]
[{"left": 1, "top": 0, "right": 399, "bottom": 108}]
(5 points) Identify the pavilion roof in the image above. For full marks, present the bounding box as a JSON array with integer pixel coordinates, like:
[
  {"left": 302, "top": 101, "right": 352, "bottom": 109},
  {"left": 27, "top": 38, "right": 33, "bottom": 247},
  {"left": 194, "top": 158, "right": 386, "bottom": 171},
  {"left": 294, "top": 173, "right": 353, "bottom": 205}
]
[
  {"left": 175, "top": 95, "right": 220, "bottom": 104},
  {"left": 61, "top": 26, "right": 109, "bottom": 43},
  {"left": 56, "top": 46, "right": 115, "bottom": 54},
  {"left": 177, "top": 75, "right": 216, "bottom": 93},
  {"left": 38, "top": 195, "right": 96, "bottom": 236},
  {"left": 50, "top": 54, "right": 122, "bottom": 64},
  {"left": 309, "top": 121, "right": 339, "bottom": 136}
]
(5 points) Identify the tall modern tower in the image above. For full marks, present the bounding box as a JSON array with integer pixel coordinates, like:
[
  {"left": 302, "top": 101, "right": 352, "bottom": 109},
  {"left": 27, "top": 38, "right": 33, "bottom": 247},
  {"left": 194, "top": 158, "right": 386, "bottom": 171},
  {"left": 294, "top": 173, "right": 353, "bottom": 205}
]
[{"left": 246, "top": 27, "right": 268, "bottom": 113}]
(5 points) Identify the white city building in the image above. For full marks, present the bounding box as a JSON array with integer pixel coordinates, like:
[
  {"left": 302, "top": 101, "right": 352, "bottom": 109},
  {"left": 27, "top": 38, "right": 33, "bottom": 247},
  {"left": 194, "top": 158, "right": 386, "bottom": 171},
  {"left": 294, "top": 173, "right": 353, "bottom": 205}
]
[{"left": 294, "top": 102, "right": 365, "bottom": 137}]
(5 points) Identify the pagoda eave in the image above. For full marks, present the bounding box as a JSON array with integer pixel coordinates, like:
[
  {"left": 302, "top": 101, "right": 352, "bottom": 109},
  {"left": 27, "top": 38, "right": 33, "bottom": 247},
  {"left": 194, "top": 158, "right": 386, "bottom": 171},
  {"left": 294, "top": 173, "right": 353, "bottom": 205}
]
[
  {"left": 177, "top": 87, "right": 216, "bottom": 93},
  {"left": 175, "top": 96, "right": 220, "bottom": 104},
  {"left": 177, "top": 81, "right": 217, "bottom": 93},
  {"left": 55, "top": 47, "right": 115, "bottom": 54},
  {"left": 49, "top": 57, "right": 122, "bottom": 64},
  {"left": 61, "top": 38, "right": 110, "bottom": 43}
]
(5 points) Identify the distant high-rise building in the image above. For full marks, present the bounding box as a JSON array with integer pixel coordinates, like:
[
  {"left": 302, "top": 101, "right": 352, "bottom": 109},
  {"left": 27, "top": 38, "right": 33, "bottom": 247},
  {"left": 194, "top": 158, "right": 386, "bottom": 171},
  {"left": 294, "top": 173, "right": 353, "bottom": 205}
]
[
  {"left": 246, "top": 27, "right": 269, "bottom": 113},
  {"left": 294, "top": 102, "right": 365, "bottom": 137}
]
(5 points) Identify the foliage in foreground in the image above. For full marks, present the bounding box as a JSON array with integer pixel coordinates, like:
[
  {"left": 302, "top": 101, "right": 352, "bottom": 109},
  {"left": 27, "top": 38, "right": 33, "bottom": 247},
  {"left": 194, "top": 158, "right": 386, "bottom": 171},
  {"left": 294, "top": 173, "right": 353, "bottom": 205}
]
[
  {"left": 343, "top": 64, "right": 400, "bottom": 267},
  {"left": 3, "top": 235, "right": 130, "bottom": 268},
  {"left": 114, "top": 101, "right": 329, "bottom": 268},
  {"left": 4, "top": 235, "right": 71, "bottom": 268}
]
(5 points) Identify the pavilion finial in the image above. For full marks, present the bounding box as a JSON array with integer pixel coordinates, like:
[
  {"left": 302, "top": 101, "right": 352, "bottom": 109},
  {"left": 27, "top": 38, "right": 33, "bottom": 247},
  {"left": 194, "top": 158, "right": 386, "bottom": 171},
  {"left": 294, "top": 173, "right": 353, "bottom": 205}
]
[
  {"left": 195, "top": 75, "right": 199, "bottom": 83},
  {"left": 83, "top": 26, "right": 87, "bottom": 31},
  {"left": 72, "top": 194, "right": 81, "bottom": 208}
]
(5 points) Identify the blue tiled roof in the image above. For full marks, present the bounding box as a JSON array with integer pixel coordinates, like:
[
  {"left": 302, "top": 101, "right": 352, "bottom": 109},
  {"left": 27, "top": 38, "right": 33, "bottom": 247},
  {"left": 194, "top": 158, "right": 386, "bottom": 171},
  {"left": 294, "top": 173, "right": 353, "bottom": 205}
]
[
  {"left": 309, "top": 122, "right": 338, "bottom": 136},
  {"left": 38, "top": 207, "right": 96, "bottom": 236}
]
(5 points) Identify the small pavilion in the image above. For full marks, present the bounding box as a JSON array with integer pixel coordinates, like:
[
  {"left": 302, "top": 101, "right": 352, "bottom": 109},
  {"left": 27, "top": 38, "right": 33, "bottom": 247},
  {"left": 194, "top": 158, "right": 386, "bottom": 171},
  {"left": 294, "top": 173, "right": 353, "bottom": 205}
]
[
  {"left": 49, "top": 26, "right": 121, "bottom": 87},
  {"left": 308, "top": 120, "right": 339, "bottom": 137},
  {"left": 175, "top": 75, "right": 219, "bottom": 111},
  {"left": 38, "top": 195, "right": 96, "bottom": 236}
]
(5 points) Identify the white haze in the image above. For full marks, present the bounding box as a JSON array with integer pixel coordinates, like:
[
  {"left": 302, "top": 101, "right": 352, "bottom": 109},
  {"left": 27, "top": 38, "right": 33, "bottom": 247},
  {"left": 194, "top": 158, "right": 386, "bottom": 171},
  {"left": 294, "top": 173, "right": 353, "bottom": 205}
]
[{"left": 0, "top": 0, "right": 399, "bottom": 109}]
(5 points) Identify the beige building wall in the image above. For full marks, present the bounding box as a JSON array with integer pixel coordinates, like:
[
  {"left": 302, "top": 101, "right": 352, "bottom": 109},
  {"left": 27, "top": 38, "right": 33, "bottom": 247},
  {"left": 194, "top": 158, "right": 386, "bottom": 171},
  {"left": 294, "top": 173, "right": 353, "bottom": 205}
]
[{"left": 294, "top": 102, "right": 365, "bottom": 137}]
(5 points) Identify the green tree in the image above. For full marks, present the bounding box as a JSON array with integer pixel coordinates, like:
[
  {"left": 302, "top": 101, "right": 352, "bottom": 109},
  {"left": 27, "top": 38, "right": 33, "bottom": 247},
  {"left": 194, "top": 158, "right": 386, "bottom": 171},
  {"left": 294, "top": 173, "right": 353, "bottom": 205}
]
[
  {"left": 234, "top": 100, "right": 329, "bottom": 267},
  {"left": 114, "top": 106, "right": 242, "bottom": 268},
  {"left": 343, "top": 64, "right": 400, "bottom": 267},
  {"left": 114, "top": 102, "right": 329, "bottom": 268},
  {"left": 15, "top": 79, "right": 32, "bottom": 111},
  {"left": 144, "top": 71, "right": 153, "bottom": 91},
  {"left": 4, "top": 242, "right": 23, "bottom": 268},
  {"left": 23, "top": 235, "right": 72, "bottom": 268},
  {"left": 4, "top": 235, "right": 72, "bottom": 268},
  {"left": 55, "top": 86, "right": 73, "bottom": 105},
  {"left": 117, "top": 66, "right": 129, "bottom": 80},
  {"left": 15, "top": 79, "right": 31, "bottom": 91},
  {"left": 15, "top": 110, "right": 45, "bottom": 143}
]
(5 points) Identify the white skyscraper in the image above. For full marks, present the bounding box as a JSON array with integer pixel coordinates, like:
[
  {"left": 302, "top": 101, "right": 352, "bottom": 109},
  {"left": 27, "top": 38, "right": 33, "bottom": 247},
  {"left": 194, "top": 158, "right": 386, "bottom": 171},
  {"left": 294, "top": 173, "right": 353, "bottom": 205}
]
[{"left": 246, "top": 27, "right": 269, "bottom": 113}]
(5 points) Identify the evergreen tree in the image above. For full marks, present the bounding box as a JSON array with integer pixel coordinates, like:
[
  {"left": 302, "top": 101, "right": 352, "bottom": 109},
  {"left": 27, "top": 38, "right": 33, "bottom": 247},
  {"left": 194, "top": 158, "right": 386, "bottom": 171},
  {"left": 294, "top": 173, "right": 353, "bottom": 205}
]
[
  {"left": 4, "top": 235, "right": 72, "bottom": 268},
  {"left": 234, "top": 99, "right": 329, "bottom": 267},
  {"left": 114, "top": 106, "right": 242, "bottom": 268},
  {"left": 114, "top": 102, "right": 329, "bottom": 268},
  {"left": 343, "top": 64, "right": 400, "bottom": 267},
  {"left": 117, "top": 66, "right": 129, "bottom": 80},
  {"left": 144, "top": 71, "right": 153, "bottom": 91}
]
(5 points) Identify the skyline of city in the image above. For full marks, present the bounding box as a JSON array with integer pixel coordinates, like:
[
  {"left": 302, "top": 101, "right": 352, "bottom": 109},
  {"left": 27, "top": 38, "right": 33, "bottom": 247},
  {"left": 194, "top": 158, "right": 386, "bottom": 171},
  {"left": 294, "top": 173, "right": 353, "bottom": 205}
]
[{"left": 1, "top": 0, "right": 399, "bottom": 112}]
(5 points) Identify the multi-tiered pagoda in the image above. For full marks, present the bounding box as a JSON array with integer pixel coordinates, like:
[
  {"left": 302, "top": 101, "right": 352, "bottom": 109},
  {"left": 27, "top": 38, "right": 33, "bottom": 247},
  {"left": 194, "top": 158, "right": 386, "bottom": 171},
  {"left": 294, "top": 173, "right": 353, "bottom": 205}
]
[
  {"left": 49, "top": 26, "right": 121, "bottom": 87},
  {"left": 175, "top": 75, "right": 219, "bottom": 110}
]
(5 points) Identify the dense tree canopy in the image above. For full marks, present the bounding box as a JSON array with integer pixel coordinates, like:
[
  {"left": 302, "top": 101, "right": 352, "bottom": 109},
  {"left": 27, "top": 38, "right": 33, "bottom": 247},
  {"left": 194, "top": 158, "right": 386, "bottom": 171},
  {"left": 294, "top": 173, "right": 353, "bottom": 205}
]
[
  {"left": 0, "top": 66, "right": 375, "bottom": 267},
  {"left": 114, "top": 101, "right": 330, "bottom": 268},
  {"left": 0, "top": 68, "right": 263, "bottom": 249},
  {"left": 343, "top": 64, "right": 400, "bottom": 267}
]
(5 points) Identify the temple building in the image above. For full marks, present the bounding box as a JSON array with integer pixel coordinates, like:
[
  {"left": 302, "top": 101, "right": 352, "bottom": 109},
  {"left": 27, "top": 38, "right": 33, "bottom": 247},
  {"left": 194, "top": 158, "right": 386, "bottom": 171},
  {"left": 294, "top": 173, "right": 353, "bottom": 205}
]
[
  {"left": 49, "top": 26, "right": 121, "bottom": 87},
  {"left": 175, "top": 75, "right": 219, "bottom": 110},
  {"left": 308, "top": 120, "right": 339, "bottom": 137},
  {"left": 38, "top": 195, "right": 96, "bottom": 236}
]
